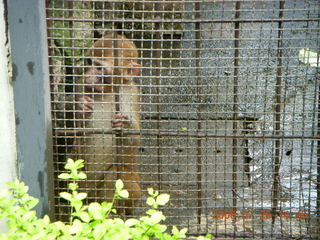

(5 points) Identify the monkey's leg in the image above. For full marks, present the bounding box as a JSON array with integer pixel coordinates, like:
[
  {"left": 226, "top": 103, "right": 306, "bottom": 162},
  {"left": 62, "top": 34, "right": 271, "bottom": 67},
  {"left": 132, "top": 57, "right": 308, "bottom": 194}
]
[{"left": 121, "top": 165, "right": 141, "bottom": 216}]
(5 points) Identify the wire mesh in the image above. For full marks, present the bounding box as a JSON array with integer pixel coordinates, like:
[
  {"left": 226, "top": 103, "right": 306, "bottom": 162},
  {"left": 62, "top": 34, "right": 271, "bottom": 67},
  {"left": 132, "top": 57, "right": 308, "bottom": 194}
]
[{"left": 46, "top": 0, "right": 320, "bottom": 238}]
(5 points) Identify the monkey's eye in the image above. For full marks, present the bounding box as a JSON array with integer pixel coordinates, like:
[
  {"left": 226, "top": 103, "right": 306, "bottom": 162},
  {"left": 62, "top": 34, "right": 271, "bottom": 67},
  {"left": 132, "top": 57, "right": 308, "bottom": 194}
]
[{"left": 84, "top": 58, "right": 92, "bottom": 66}]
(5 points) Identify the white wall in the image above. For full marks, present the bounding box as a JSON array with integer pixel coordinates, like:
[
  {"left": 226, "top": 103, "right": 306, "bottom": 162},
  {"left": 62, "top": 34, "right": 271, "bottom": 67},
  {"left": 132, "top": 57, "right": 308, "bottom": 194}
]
[{"left": 0, "top": 0, "right": 17, "bottom": 232}]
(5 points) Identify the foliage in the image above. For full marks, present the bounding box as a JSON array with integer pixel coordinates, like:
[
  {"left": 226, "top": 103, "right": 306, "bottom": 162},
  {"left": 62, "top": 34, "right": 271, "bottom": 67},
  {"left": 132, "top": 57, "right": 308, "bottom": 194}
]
[{"left": 0, "top": 158, "right": 212, "bottom": 240}]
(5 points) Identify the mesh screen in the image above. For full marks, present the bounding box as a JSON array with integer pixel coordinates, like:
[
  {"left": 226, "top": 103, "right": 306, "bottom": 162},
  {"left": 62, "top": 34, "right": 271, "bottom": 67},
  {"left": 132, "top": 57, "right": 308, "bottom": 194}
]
[{"left": 46, "top": 0, "right": 320, "bottom": 238}]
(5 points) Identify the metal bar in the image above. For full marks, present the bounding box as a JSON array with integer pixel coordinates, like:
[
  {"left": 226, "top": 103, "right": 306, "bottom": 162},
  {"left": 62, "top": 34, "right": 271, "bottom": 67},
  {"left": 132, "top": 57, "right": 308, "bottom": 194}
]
[
  {"left": 271, "top": 0, "right": 285, "bottom": 230},
  {"left": 232, "top": 3, "right": 241, "bottom": 229},
  {"left": 41, "top": 0, "right": 320, "bottom": 4},
  {"left": 194, "top": 1, "right": 202, "bottom": 231},
  {"left": 188, "top": 232, "right": 315, "bottom": 239},
  {"left": 153, "top": 0, "right": 162, "bottom": 191},
  {"left": 317, "top": 73, "right": 320, "bottom": 235},
  {"left": 67, "top": 1, "right": 74, "bottom": 79},
  {"left": 112, "top": 19, "right": 124, "bottom": 203},
  {"left": 113, "top": 34, "right": 120, "bottom": 112},
  {"left": 55, "top": 129, "right": 320, "bottom": 140},
  {"left": 316, "top": 6, "right": 320, "bottom": 236},
  {"left": 45, "top": 0, "right": 58, "bottom": 222},
  {"left": 47, "top": 17, "right": 320, "bottom": 24}
]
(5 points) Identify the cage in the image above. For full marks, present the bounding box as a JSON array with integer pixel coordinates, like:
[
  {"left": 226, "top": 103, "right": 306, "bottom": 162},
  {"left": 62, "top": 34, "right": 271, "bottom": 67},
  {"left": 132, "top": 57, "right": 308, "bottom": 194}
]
[{"left": 46, "top": 0, "right": 320, "bottom": 238}]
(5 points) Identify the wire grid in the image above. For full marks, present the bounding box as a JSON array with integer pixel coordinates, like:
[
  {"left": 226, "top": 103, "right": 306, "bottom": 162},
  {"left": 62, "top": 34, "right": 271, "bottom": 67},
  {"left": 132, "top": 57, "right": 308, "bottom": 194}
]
[{"left": 46, "top": 0, "right": 320, "bottom": 238}]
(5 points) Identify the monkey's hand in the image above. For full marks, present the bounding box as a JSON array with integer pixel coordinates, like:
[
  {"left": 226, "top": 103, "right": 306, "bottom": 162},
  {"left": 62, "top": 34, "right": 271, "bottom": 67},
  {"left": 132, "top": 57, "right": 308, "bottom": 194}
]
[
  {"left": 77, "top": 96, "right": 94, "bottom": 118},
  {"left": 112, "top": 113, "right": 131, "bottom": 130}
]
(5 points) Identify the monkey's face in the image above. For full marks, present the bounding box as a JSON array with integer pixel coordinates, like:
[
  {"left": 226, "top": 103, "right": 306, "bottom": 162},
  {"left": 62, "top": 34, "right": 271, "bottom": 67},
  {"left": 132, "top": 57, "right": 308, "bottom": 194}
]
[
  {"left": 83, "top": 58, "right": 112, "bottom": 92},
  {"left": 83, "top": 57, "right": 141, "bottom": 92},
  {"left": 83, "top": 35, "right": 142, "bottom": 92}
]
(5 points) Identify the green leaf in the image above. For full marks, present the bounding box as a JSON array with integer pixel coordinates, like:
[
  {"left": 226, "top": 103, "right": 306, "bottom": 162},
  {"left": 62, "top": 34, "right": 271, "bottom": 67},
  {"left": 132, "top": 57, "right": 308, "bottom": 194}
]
[
  {"left": 125, "top": 219, "right": 139, "bottom": 227},
  {"left": 58, "top": 173, "right": 71, "bottom": 180},
  {"left": 196, "top": 235, "right": 212, "bottom": 240},
  {"left": 69, "top": 219, "right": 83, "bottom": 235},
  {"left": 65, "top": 158, "right": 75, "bottom": 170},
  {"left": 146, "top": 209, "right": 157, "bottom": 216},
  {"left": 156, "top": 194, "right": 170, "bottom": 206},
  {"left": 59, "top": 192, "right": 72, "bottom": 201},
  {"left": 147, "top": 188, "right": 154, "bottom": 196},
  {"left": 27, "top": 198, "right": 39, "bottom": 209},
  {"left": 88, "top": 202, "right": 103, "bottom": 220},
  {"left": 77, "top": 172, "right": 87, "bottom": 179},
  {"left": 172, "top": 226, "right": 188, "bottom": 238},
  {"left": 146, "top": 197, "right": 155, "bottom": 206},
  {"left": 118, "top": 190, "right": 129, "bottom": 199},
  {"left": 73, "top": 159, "right": 85, "bottom": 169},
  {"left": 172, "top": 226, "right": 179, "bottom": 235},
  {"left": 93, "top": 223, "right": 107, "bottom": 240},
  {"left": 79, "top": 212, "right": 90, "bottom": 223},
  {"left": 180, "top": 228, "right": 188, "bottom": 235},
  {"left": 71, "top": 200, "right": 83, "bottom": 211},
  {"left": 43, "top": 215, "right": 50, "bottom": 224},
  {"left": 196, "top": 236, "right": 205, "bottom": 240},
  {"left": 149, "top": 211, "right": 165, "bottom": 224},
  {"left": 205, "top": 234, "right": 212, "bottom": 239},
  {"left": 101, "top": 202, "right": 113, "bottom": 212},
  {"left": 150, "top": 224, "right": 167, "bottom": 234},
  {"left": 54, "top": 221, "right": 68, "bottom": 232},
  {"left": 68, "top": 183, "right": 78, "bottom": 191},
  {"left": 141, "top": 236, "right": 149, "bottom": 240},
  {"left": 5, "top": 181, "right": 15, "bottom": 189},
  {"left": 75, "top": 192, "right": 87, "bottom": 201},
  {"left": 115, "top": 179, "right": 124, "bottom": 191},
  {"left": 24, "top": 211, "right": 36, "bottom": 221}
]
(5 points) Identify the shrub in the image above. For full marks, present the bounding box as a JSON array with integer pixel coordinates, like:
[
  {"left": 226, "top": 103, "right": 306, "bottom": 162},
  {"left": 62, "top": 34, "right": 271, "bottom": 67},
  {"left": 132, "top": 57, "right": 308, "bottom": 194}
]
[{"left": 0, "top": 158, "right": 211, "bottom": 240}]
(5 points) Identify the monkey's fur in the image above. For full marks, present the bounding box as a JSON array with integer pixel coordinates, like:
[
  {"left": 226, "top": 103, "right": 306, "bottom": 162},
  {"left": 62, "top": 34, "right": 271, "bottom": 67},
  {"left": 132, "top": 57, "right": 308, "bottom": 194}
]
[{"left": 73, "top": 34, "right": 141, "bottom": 215}]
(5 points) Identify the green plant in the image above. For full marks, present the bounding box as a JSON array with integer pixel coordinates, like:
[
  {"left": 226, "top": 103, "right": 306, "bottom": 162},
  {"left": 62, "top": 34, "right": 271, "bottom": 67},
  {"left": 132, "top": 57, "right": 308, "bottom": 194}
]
[{"left": 0, "top": 158, "right": 211, "bottom": 240}]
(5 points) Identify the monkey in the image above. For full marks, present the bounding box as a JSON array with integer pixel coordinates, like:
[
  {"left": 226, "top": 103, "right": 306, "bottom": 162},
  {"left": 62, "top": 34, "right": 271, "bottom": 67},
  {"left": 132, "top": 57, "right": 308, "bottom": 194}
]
[{"left": 73, "top": 34, "right": 142, "bottom": 215}]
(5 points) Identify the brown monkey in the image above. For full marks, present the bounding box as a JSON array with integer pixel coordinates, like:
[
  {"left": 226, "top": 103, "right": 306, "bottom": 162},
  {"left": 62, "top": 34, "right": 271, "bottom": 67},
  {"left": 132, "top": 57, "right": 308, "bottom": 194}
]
[{"left": 74, "top": 34, "right": 141, "bottom": 215}]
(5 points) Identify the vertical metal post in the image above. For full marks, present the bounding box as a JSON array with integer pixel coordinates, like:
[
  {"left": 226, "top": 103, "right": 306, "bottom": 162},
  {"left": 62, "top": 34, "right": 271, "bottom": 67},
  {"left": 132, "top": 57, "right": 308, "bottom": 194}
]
[
  {"left": 316, "top": 6, "right": 320, "bottom": 236},
  {"left": 232, "top": 2, "right": 241, "bottom": 224},
  {"left": 113, "top": 31, "right": 120, "bottom": 112},
  {"left": 194, "top": 1, "right": 202, "bottom": 231},
  {"left": 67, "top": 1, "right": 75, "bottom": 90},
  {"left": 317, "top": 74, "right": 320, "bottom": 236},
  {"left": 153, "top": 1, "right": 162, "bottom": 191},
  {"left": 113, "top": 29, "right": 122, "bottom": 188},
  {"left": 7, "top": 0, "right": 54, "bottom": 218},
  {"left": 272, "top": 0, "right": 285, "bottom": 228}
]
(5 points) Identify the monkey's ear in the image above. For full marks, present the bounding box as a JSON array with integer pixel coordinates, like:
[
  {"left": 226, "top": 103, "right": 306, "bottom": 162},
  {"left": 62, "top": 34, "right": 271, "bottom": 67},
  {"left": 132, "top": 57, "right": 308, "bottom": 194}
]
[{"left": 124, "top": 61, "right": 141, "bottom": 81}]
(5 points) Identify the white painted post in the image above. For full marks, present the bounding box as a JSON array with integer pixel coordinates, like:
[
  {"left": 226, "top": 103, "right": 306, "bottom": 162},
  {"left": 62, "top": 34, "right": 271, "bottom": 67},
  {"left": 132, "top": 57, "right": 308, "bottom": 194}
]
[{"left": 0, "top": 0, "right": 17, "bottom": 232}]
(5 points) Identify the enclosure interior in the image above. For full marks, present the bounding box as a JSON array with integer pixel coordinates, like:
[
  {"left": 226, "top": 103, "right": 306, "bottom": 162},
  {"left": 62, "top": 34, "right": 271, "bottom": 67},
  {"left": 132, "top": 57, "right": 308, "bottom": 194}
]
[{"left": 47, "top": 0, "right": 320, "bottom": 238}]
